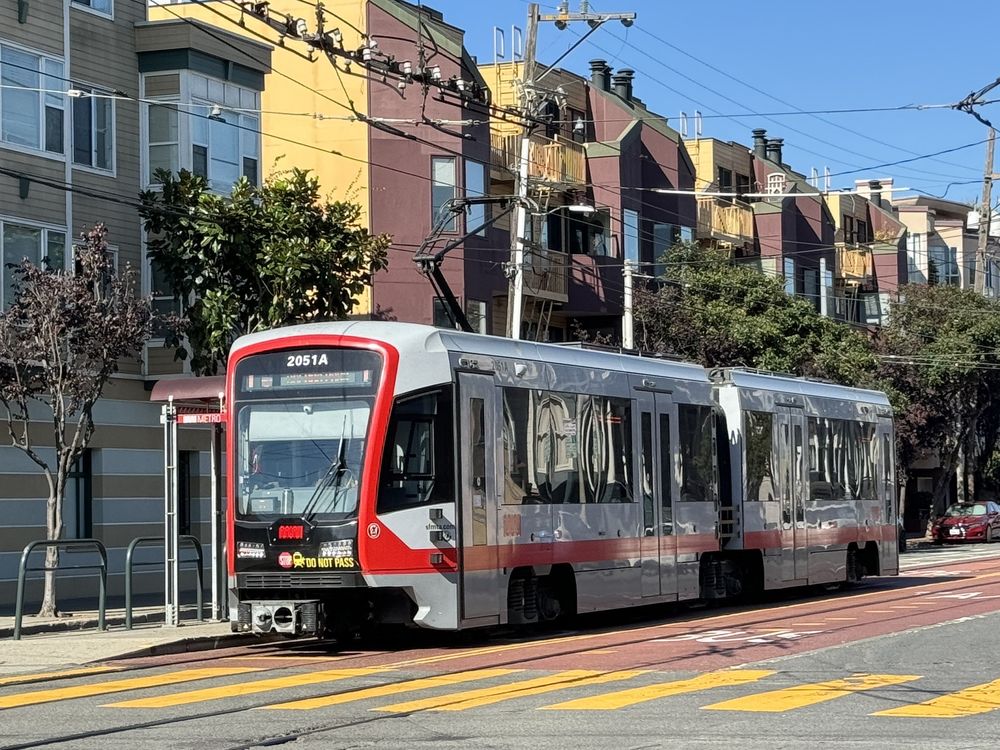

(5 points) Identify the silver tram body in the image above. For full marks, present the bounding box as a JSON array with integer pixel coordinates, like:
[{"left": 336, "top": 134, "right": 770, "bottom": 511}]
[{"left": 226, "top": 322, "right": 897, "bottom": 636}]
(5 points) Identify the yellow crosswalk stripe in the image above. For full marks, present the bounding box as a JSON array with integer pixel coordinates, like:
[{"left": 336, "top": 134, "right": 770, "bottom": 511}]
[
  {"left": 106, "top": 668, "right": 389, "bottom": 708},
  {"left": 378, "top": 670, "right": 647, "bottom": 712},
  {"left": 542, "top": 670, "right": 774, "bottom": 710},
  {"left": 0, "top": 667, "right": 259, "bottom": 709},
  {"left": 873, "top": 678, "right": 1000, "bottom": 718},
  {"left": 0, "top": 666, "right": 122, "bottom": 688},
  {"left": 704, "top": 674, "right": 920, "bottom": 712},
  {"left": 262, "top": 669, "right": 521, "bottom": 710}
]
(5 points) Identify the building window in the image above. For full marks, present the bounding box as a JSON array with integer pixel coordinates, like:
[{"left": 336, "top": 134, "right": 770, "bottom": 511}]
[
  {"left": 623, "top": 209, "right": 640, "bottom": 263},
  {"left": 766, "top": 173, "right": 786, "bottom": 195},
  {"left": 717, "top": 166, "right": 733, "bottom": 195},
  {"left": 64, "top": 451, "right": 93, "bottom": 539},
  {"left": 929, "top": 244, "right": 959, "bottom": 286},
  {"left": 0, "top": 45, "right": 65, "bottom": 154},
  {"left": 784, "top": 257, "right": 796, "bottom": 295},
  {"left": 465, "top": 298, "right": 487, "bottom": 334},
  {"left": 843, "top": 215, "right": 856, "bottom": 244},
  {"left": 146, "top": 102, "right": 179, "bottom": 183},
  {"left": 72, "top": 0, "right": 112, "bottom": 16},
  {"left": 431, "top": 157, "right": 458, "bottom": 232},
  {"left": 148, "top": 257, "right": 182, "bottom": 336},
  {"left": 144, "top": 73, "right": 261, "bottom": 192},
  {"left": 735, "top": 173, "right": 751, "bottom": 202},
  {"left": 432, "top": 297, "right": 454, "bottom": 328},
  {"left": 1, "top": 220, "right": 66, "bottom": 308},
  {"left": 464, "top": 160, "right": 487, "bottom": 235},
  {"left": 72, "top": 88, "right": 113, "bottom": 171},
  {"left": 907, "top": 232, "right": 926, "bottom": 283},
  {"left": 857, "top": 219, "right": 868, "bottom": 243}
]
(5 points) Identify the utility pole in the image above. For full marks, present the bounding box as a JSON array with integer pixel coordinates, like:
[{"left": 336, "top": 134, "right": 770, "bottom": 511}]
[
  {"left": 507, "top": 1, "right": 636, "bottom": 340},
  {"left": 622, "top": 259, "right": 634, "bottom": 349},
  {"left": 974, "top": 128, "right": 996, "bottom": 294}
]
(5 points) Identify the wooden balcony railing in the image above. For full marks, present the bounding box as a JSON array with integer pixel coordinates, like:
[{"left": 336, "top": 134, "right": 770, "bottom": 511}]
[
  {"left": 522, "top": 248, "right": 568, "bottom": 300},
  {"left": 490, "top": 132, "right": 586, "bottom": 186},
  {"left": 836, "top": 242, "right": 873, "bottom": 281},
  {"left": 696, "top": 197, "right": 753, "bottom": 241}
]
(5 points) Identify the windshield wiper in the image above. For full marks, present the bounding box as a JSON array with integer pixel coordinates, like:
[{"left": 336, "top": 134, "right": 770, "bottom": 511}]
[{"left": 301, "top": 417, "right": 356, "bottom": 521}]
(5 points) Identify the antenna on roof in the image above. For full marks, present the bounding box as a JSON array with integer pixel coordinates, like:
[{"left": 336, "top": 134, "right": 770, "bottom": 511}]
[{"left": 679, "top": 111, "right": 687, "bottom": 137}]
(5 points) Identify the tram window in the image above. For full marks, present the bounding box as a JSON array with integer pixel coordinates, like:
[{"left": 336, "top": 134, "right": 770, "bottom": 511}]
[
  {"left": 678, "top": 404, "right": 716, "bottom": 502},
  {"left": 745, "top": 411, "right": 775, "bottom": 502},
  {"left": 641, "top": 413, "right": 654, "bottom": 534},
  {"left": 882, "top": 433, "right": 895, "bottom": 521},
  {"left": 502, "top": 388, "right": 632, "bottom": 505},
  {"left": 808, "top": 417, "right": 879, "bottom": 504},
  {"left": 659, "top": 414, "right": 673, "bottom": 534},
  {"left": 502, "top": 388, "right": 541, "bottom": 505},
  {"left": 377, "top": 388, "right": 454, "bottom": 513}
]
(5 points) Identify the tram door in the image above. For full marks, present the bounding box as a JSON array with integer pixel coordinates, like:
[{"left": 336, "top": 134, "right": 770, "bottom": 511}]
[
  {"left": 877, "top": 419, "right": 898, "bottom": 575},
  {"left": 639, "top": 392, "right": 678, "bottom": 599},
  {"left": 458, "top": 373, "right": 500, "bottom": 622},
  {"left": 776, "top": 406, "right": 807, "bottom": 582}
]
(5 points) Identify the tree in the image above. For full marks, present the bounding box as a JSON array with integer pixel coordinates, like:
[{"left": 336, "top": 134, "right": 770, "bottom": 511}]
[
  {"left": 0, "top": 225, "right": 152, "bottom": 616},
  {"left": 874, "top": 284, "right": 1000, "bottom": 518},
  {"left": 139, "top": 169, "right": 391, "bottom": 375},
  {"left": 631, "top": 244, "right": 876, "bottom": 385}
]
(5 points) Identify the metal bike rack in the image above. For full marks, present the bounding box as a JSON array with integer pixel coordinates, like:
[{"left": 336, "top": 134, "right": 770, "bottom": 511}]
[
  {"left": 13, "top": 539, "right": 108, "bottom": 640},
  {"left": 124, "top": 535, "right": 205, "bottom": 629}
]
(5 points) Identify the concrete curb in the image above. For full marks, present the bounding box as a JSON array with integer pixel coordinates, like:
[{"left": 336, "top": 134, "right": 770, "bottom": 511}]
[
  {"left": 0, "top": 610, "right": 206, "bottom": 639},
  {"left": 108, "top": 632, "right": 284, "bottom": 661}
]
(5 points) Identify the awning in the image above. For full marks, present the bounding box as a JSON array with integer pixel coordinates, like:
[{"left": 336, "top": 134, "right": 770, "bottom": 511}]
[{"left": 149, "top": 376, "right": 226, "bottom": 403}]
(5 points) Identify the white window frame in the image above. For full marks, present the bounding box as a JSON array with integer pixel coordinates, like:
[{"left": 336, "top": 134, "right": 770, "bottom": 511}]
[
  {"left": 71, "top": 86, "right": 115, "bottom": 174},
  {"left": 766, "top": 173, "right": 786, "bottom": 195},
  {"left": 144, "top": 99, "right": 180, "bottom": 186},
  {"left": 71, "top": 0, "right": 113, "bottom": 20},
  {"left": 1, "top": 217, "right": 68, "bottom": 309},
  {"left": 432, "top": 156, "right": 458, "bottom": 233},
  {"left": 464, "top": 159, "right": 487, "bottom": 235},
  {"left": 623, "top": 209, "right": 640, "bottom": 264},
  {"left": 0, "top": 42, "right": 65, "bottom": 159}
]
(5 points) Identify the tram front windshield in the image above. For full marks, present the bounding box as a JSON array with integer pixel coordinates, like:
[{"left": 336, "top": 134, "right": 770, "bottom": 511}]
[{"left": 233, "top": 348, "right": 381, "bottom": 522}]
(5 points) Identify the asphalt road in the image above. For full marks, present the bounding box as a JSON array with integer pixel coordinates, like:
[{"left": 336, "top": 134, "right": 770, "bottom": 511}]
[{"left": 2, "top": 543, "right": 1000, "bottom": 750}]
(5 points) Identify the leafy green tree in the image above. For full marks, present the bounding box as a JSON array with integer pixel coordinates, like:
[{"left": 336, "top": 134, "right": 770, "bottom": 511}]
[
  {"left": 632, "top": 244, "right": 876, "bottom": 385},
  {"left": 874, "top": 284, "right": 1000, "bottom": 518},
  {"left": 139, "top": 169, "right": 390, "bottom": 375},
  {"left": 0, "top": 226, "right": 152, "bottom": 616}
]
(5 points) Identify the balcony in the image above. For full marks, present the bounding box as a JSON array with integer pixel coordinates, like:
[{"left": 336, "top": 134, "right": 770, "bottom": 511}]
[
  {"left": 696, "top": 197, "right": 753, "bottom": 244},
  {"left": 836, "top": 242, "right": 874, "bottom": 283},
  {"left": 490, "top": 131, "right": 586, "bottom": 186},
  {"left": 522, "top": 248, "right": 569, "bottom": 302}
]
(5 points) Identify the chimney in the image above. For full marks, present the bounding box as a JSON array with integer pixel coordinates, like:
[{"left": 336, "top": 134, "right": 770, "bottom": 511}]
[
  {"left": 589, "top": 59, "right": 608, "bottom": 91},
  {"left": 751, "top": 128, "right": 767, "bottom": 159},
  {"left": 868, "top": 179, "right": 883, "bottom": 209},
  {"left": 612, "top": 69, "right": 634, "bottom": 101},
  {"left": 765, "top": 137, "right": 784, "bottom": 165}
]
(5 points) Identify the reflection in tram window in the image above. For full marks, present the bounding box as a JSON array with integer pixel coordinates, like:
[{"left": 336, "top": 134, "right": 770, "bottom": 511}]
[
  {"left": 745, "top": 411, "right": 775, "bottom": 502},
  {"left": 678, "top": 404, "right": 716, "bottom": 502},
  {"left": 808, "top": 417, "right": 879, "bottom": 505},
  {"left": 882, "top": 433, "right": 895, "bottom": 521},
  {"left": 502, "top": 387, "right": 633, "bottom": 505}
]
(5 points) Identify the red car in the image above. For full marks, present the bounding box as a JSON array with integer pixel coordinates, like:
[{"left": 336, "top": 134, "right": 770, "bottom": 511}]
[{"left": 931, "top": 501, "right": 1000, "bottom": 544}]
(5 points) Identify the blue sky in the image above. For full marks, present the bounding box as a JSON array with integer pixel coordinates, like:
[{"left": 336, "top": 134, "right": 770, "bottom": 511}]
[{"left": 436, "top": 0, "right": 999, "bottom": 205}]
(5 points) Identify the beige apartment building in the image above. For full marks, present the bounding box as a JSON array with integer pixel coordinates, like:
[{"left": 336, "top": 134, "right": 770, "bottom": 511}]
[{"left": 0, "top": 0, "right": 270, "bottom": 609}]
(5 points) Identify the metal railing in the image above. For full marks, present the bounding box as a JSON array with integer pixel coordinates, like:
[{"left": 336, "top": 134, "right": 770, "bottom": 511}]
[
  {"left": 13, "top": 539, "right": 108, "bottom": 640},
  {"left": 124, "top": 535, "right": 204, "bottom": 630}
]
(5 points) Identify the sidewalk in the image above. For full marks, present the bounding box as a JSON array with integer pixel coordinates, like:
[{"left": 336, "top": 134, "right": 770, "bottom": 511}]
[{"left": 0, "top": 606, "right": 255, "bottom": 678}]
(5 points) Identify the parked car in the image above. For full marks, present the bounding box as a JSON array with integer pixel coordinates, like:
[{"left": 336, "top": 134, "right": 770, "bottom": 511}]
[{"left": 930, "top": 501, "right": 1000, "bottom": 544}]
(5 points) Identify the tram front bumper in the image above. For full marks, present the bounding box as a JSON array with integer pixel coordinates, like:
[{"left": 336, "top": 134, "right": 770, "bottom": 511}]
[{"left": 233, "top": 600, "right": 322, "bottom": 635}]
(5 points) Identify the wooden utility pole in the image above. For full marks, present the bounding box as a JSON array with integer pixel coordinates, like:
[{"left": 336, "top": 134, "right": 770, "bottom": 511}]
[
  {"left": 974, "top": 128, "right": 996, "bottom": 294},
  {"left": 506, "top": 1, "right": 636, "bottom": 339}
]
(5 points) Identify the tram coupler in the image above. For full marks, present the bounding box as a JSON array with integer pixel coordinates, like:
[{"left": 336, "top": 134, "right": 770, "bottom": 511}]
[{"left": 233, "top": 600, "right": 322, "bottom": 635}]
